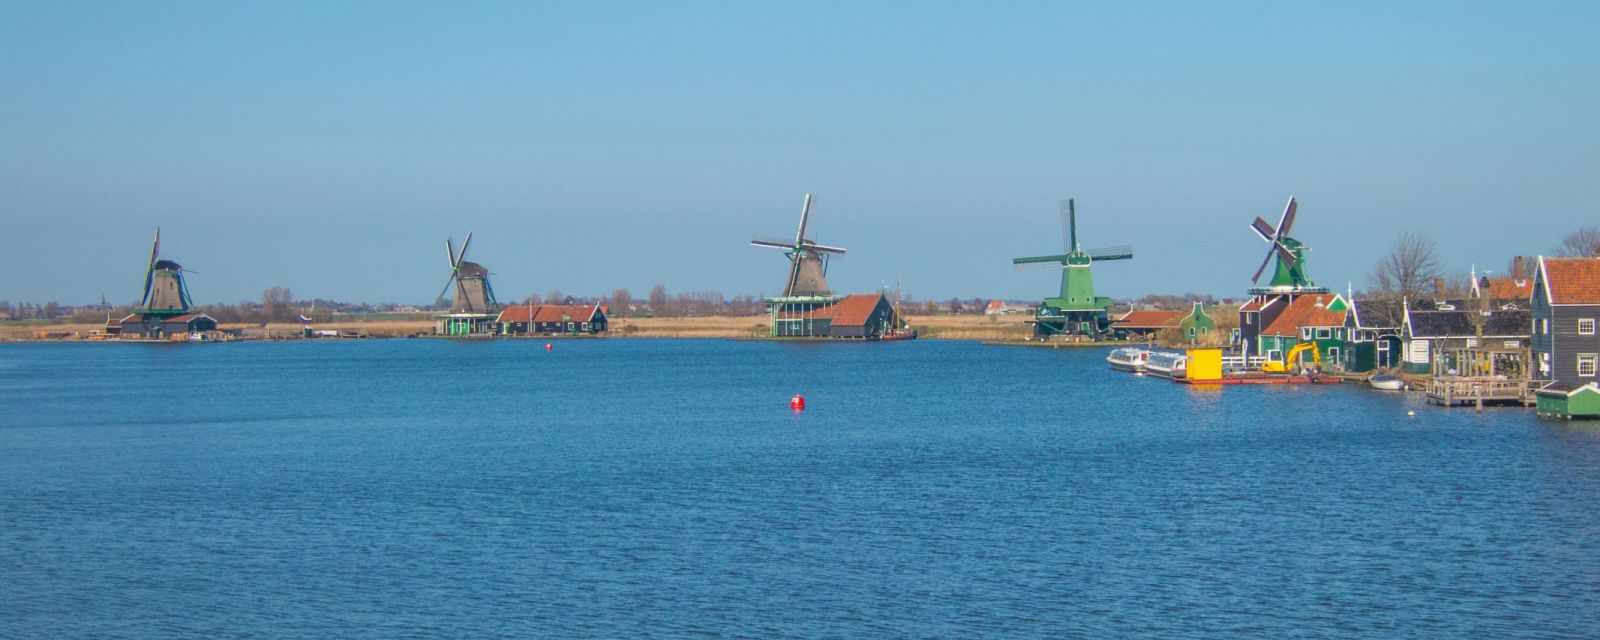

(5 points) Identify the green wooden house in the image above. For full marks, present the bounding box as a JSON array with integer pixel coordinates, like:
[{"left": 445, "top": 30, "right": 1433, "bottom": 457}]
[
  {"left": 1257, "top": 293, "right": 1350, "bottom": 368},
  {"left": 1343, "top": 299, "right": 1404, "bottom": 372},
  {"left": 1179, "top": 302, "right": 1216, "bottom": 344}
]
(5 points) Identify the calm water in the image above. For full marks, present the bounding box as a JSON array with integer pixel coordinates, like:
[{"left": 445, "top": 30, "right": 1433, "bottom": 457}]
[{"left": 3, "top": 339, "right": 1599, "bottom": 638}]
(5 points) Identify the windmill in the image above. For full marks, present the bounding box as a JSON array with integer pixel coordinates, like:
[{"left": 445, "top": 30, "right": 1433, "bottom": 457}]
[
  {"left": 436, "top": 232, "right": 499, "bottom": 313},
  {"left": 139, "top": 228, "right": 195, "bottom": 314},
  {"left": 1012, "top": 199, "right": 1132, "bottom": 336},
  {"left": 1248, "top": 196, "right": 1315, "bottom": 291},
  {"left": 750, "top": 193, "right": 848, "bottom": 297}
]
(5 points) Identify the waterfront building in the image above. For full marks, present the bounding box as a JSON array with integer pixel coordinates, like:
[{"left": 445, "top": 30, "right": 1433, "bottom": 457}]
[
  {"left": 496, "top": 304, "right": 608, "bottom": 335},
  {"left": 109, "top": 228, "right": 218, "bottom": 339},
  {"left": 1401, "top": 304, "right": 1531, "bottom": 378},
  {"left": 769, "top": 292, "right": 899, "bottom": 339},
  {"left": 1530, "top": 256, "right": 1600, "bottom": 391},
  {"left": 431, "top": 233, "right": 500, "bottom": 336},
  {"left": 1343, "top": 299, "right": 1404, "bottom": 372},
  {"left": 1110, "top": 309, "right": 1184, "bottom": 341},
  {"left": 1256, "top": 293, "right": 1348, "bottom": 369}
]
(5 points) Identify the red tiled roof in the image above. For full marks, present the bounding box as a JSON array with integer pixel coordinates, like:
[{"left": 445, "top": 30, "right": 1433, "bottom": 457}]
[
  {"left": 496, "top": 304, "right": 599, "bottom": 324},
  {"left": 1481, "top": 277, "right": 1533, "bottom": 301},
  {"left": 822, "top": 294, "right": 885, "bottom": 327},
  {"left": 166, "top": 313, "right": 211, "bottom": 323},
  {"left": 1542, "top": 257, "right": 1600, "bottom": 305},
  {"left": 1113, "top": 309, "right": 1185, "bottom": 329},
  {"left": 1261, "top": 294, "right": 1347, "bottom": 336}
]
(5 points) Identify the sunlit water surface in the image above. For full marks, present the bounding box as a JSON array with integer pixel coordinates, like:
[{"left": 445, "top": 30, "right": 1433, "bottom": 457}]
[{"left": 3, "top": 339, "right": 1599, "bottom": 638}]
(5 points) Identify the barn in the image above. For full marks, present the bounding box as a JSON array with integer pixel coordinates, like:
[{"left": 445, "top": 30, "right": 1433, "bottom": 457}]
[
  {"left": 496, "top": 304, "right": 607, "bottom": 335},
  {"left": 110, "top": 312, "right": 218, "bottom": 340}
]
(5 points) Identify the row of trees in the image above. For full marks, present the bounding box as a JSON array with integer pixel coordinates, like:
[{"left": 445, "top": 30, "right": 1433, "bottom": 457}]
[{"left": 1366, "top": 225, "right": 1600, "bottom": 301}]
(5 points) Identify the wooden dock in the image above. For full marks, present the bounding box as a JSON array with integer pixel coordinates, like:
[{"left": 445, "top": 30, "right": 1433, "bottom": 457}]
[{"left": 1424, "top": 377, "right": 1535, "bottom": 408}]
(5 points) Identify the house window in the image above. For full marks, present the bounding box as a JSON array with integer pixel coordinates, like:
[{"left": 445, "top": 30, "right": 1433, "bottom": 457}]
[
  {"left": 1316, "top": 328, "right": 1331, "bottom": 339},
  {"left": 1301, "top": 328, "right": 1312, "bottom": 340},
  {"left": 1328, "top": 347, "right": 1340, "bottom": 363},
  {"left": 1541, "top": 318, "right": 1549, "bottom": 335},
  {"left": 1267, "top": 349, "right": 1283, "bottom": 362},
  {"left": 1581, "top": 319, "right": 1596, "bottom": 335},
  {"left": 1580, "top": 354, "right": 1598, "bottom": 377}
]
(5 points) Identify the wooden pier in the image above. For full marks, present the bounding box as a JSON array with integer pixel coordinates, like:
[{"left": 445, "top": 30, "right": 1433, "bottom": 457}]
[{"left": 1424, "top": 377, "right": 1535, "bottom": 408}]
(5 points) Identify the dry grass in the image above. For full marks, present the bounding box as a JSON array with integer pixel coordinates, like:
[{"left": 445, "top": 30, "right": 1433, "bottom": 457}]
[{"left": 3, "top": 313, "right": 1049, "bottom": 342}]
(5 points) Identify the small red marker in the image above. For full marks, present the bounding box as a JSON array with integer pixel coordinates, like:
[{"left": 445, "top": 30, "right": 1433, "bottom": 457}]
[
  {"left": 790, "top": 394, "right": 806, "bottom": 411},
  {"left": 545, "top": 343, "right": 553, "bottom": 352}
]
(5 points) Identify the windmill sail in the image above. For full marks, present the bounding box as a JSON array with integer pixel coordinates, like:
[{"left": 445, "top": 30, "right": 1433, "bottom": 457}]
[{"left": 751, "top": 193, "right": 847, "bottom": 297}]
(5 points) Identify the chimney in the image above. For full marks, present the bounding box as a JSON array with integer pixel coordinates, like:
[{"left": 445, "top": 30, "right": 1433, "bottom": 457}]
[{"left": 1512, "top": 256, "right": 1525, "bottom": 279}]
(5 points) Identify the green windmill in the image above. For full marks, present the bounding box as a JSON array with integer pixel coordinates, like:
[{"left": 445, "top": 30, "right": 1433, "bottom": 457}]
[
  {"left": 1248, "top": 196, "right": 1316, "bottom": 291},
  {"left": 1012, "top": 199, "right": 1133, "bottom": 338}
]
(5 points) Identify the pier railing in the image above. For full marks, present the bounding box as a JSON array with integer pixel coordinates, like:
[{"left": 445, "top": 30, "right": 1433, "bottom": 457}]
[{"left": 1424, "top": 377, "right": 1534, "bottom": 407}]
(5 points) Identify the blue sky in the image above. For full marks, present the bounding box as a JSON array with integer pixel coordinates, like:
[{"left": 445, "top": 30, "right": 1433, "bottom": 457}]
[{"left": 2, "top": 2, "right": 1596, "bottom": 305}]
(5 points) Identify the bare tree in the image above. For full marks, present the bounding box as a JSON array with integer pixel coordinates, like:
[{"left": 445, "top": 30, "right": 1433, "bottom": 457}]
[
  {"left": 1368, "top": 233, "right": 1442, "bottom": 301},
  {"left": 610, "top": 288, "right": 633, "bottom": 314},
  {"left": 648, "top": 284, "right": 669, "bottom": 316},
  {"left": 261, "top": 287, "right": 294, "bottom": 322},
  {"left": 545, "top": 289, "right": 566, "bottom": 305},
  {"left": 1557, "top": 226, "right": 1600, "bottom": 257},
  {"left": 523, "top": 293, "right": 543, "bottom": 305}
]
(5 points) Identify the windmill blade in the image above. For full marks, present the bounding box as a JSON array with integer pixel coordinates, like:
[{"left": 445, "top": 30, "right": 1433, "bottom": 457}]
[
  {"left": 1276, "top": 196, "right": 1298, "bottom": 237},
  {"left": 446, "top": 238, "right": 458, "bottom": 268},
  {"left": 1014, "top": 260, "right": 1066, "bottom": 272},
  {"left": 1013, "top": 254, "right": 1071, "bottom": 265},
  {"left": 1060, "top": 199, "right": 1078, "bottom": 252},
  {"left": 1251, "top": 247, "right": 1276, "bottom": 283},
  {"left": 793, "top": 193, "right": 813, "bottom": 247},
  {"left": 1085, "top": 245, "right": 1133, "bottom": 261},
  {"left": 1250, "top": 217, "right": 1277, "bottom": 242},
  {"left": 751, "top": 237, "right": 797, "bottom": 250},
  {"left": 1274, "top": 241, "right": 1298, "bottom": 267},
  {"left": 800, "top": 241, "right": 847, "bottom": 254},
  {"left": 141, "top": 228, "right": 160, "bottom": 305},
  {"left": 437, "top": 273, "right": 458, "bottom": 303},
  {"left": 457, "top": 232, "right": 474, "bottom": 264},
  {"left": 784, "top": 252, "right": 804, "bottom": 296}
]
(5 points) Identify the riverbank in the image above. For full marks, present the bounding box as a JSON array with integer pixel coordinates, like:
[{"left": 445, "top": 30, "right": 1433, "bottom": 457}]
[{"left": 0, "top": 314, "right": 1042, "bottom": 343}]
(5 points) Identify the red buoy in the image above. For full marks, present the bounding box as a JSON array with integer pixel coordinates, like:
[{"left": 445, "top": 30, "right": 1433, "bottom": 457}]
[
  {"left": 790, "top": 394, "right": 806, "bottom": 411},
  {"left": 545, "top": 343, "right": 553, "bottom": 352}
]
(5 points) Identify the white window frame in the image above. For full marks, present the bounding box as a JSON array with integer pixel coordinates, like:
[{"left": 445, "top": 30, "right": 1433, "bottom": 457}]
[
  {"left": 1316, "top": 328, "right": 1331, "bottom": 340},
  {"left": 1300, "top": 327, "right": 1312, "bottom": 340},
  {"left": 1267, "top": 349, "right": 1283, "bottom": 362},
  {"left": 1580, "top": 354, "right": 1598, "bottom": 378},
  {"left": 1580, "top": 318, "right": 1596, "bottom": 336},
  {"left": 1541, "top": 318, "right": 1550, "bottom": 335}
]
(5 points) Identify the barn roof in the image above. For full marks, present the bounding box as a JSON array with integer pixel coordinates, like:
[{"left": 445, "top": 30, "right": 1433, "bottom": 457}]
[
  {"left": 820, "top": 294, "right": 885, "bottom": 327},
  {"left": 165, "top": 313, "right": 213, "bottom": 324},
  {"left": 1262, "top": 294, "right": 1347, "bottom": 336},
  {"left": 1113, "top": 309, "right": 1185, "bottom": 329},
  {"left": 1539, "top": 257, "right": 1600, "bottom": 305},
  {"left": 1350, "top": 299, "right": 1403, "bottom": 329},
  {"left": 1406, "top": 309, "right": 1529, "bottom": 338},
  {"left": 496, "top": 304, "right": 600, "bottom": 324}
]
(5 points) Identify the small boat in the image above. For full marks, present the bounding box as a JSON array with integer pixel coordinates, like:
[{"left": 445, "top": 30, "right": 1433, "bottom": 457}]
[
  {"left": 1145, "top": 351, "right": 1188, "bottom": 380},
  {"left": 1106, "top": 347, "right": 1151, "bottom": 373},
  {"left": 1369, "top": 374, "right": 1405, "bottom": 391}
]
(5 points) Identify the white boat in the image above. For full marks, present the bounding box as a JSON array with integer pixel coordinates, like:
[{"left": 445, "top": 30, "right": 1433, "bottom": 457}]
[
  {"left": 1369, "top": 374, "right": 1404, "bottom": 391},
  {"left": 1145, "top": 351, "right": 1188, "bottom": 379},
  {"left": 1107, "top": 347, "right": 1152, "bottom": 373}
]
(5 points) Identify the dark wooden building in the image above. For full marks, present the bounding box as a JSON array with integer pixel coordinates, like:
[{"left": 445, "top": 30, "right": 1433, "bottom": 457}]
[
  {"left": 1531, "top": 256, "right": 1600, "bottom": 387},
  {"left": 1402, "top": 305, "right": 1530, "bottom": 378},
  {"left": 1343, "top": 299, "right": 1404, "bottom": 372},
  {"left": 108, "top": 312, "right": 218, "bottom": 340},
  {"left": 496, "top": 304, "right": 608, "bottom": 335}
]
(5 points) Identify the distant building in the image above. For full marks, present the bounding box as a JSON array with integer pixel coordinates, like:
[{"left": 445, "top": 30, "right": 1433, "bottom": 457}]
[
  {"left": 768, "top": 293, "right": 900, "bottom": 339},
  {"left": 1111, "top": 309, "right": 1184, "bottom": 340},
  {"left": 496, "top": 304, "right": 608, "bottom": 335},
  {"left": 109, "top": 312, "right": 218, "bottom": 339}
]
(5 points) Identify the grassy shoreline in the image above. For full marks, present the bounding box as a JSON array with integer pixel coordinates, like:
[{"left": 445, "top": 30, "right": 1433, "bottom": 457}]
[{"left": 1, "top": 314, "right": 1045, "bottom": 343}]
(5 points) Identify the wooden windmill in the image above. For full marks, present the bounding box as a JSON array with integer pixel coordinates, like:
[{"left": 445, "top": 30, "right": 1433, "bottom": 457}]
[
  {"left": 750, "top": 193, "right": 848, "bottom": 297},
  {"left": 139, "top": 228, "right": 195, "bottom": 314},
  {"left": 437, "top": 232, "right": 499, "bottom": 313},
  {"left": 1012, "top": 199, "right": 1132, "bottom": 336}
]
